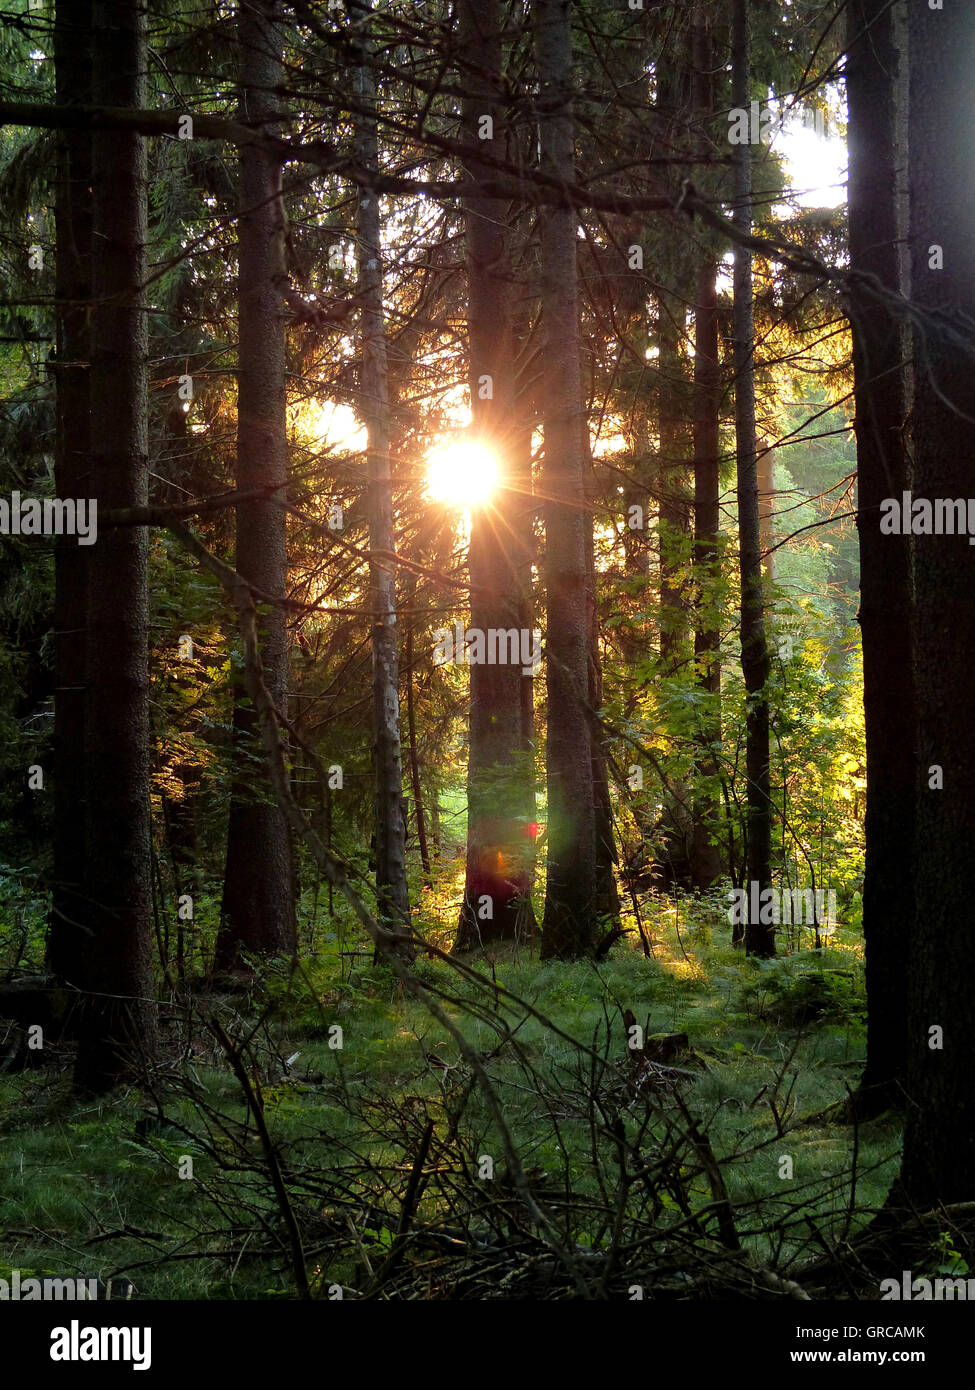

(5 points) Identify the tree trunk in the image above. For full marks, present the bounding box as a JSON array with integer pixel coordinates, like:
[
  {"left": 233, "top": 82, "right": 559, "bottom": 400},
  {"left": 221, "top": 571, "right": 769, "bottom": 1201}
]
[
  {"left": 536, "top": 0, "right": 599, "bottom": 960},
  {"left": 48, "top": 0, "right": 92, "bottom": 987},
  {"left": 454, "top": 0, "right": 536, "bottom": 950},
  {"left": 73, "top": 0, "right": 156, "bottom": 1092},
  {"left": 512, "top": 313, "right": 538, "bottom": 874},
  {"left": 217, "top": 0, "right": 296, "bottom": 971},
  {"left": 757, "top": 442, "right": 775, "bottom": 582},
  {"left": 899, "top": 0, "right": 975, "bottom": 1205},
  {"left": 354, "top": 34, "right": 413, "bottom": 958},
  {"left": 657, "top": 295, "right": 691, "bottom": 671},
  {"left": 585, "top": 441, "right": 621, "bottom": 925},
  {"left": 655, "top": 41, "right": 694, "bottom": 677},
  {"left": 690, "top": 258, "right": 724, "bottom": 888},
  {"left": 404, "top": 602, "right": 432, "bottom": 887},
  {"left": 846, "top": 0, "right": 912, "bottom": 1117},
  {"left": 731, "top": 0, "right": 773, "bottom": 957}
]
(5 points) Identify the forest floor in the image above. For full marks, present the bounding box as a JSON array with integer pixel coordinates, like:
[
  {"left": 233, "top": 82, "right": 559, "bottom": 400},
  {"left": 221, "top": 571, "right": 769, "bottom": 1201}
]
[{"left": 0, "top": 884, "right": 916, "bottom": 1300}]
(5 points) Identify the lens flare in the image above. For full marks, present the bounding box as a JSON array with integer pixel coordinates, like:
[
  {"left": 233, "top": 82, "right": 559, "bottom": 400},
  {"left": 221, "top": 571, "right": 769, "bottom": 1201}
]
[{"left": 424, "top": 441, "right": 498, "bottom": 506}]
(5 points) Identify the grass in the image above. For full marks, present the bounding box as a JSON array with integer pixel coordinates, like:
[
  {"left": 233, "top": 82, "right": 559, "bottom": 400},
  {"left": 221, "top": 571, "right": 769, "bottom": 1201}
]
[{"left": 0, "top": 883, "right": 902, "bottom": 1299}]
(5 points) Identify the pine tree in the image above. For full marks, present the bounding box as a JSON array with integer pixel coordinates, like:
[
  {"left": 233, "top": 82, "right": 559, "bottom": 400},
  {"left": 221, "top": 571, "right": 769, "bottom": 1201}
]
[
  {"left": 536, "top": 0, "right": 600, "bottom": 959},
  {"left": 217, "top": 0, "right": 296, "bottom": 971},
  {"left": 355, "top": 13, "right": 412, "bottom": 957},
  {"left": 731, "top": 0, "right": 773, "bottom": 957},
  {"left": 454, "top": 0, "right": 537, "bottom": 950},
  {"left": 74, "top": 0, "right": 156, "bottom": 1093},
  {"left": 48, "top": 0, "right": 93, "bottom": 987},
  {"left": 900, "top": 0, "right": 975, "bottom": 1204},
  {"left": 847, "top": 0, "right": 912, "bottom": 1117}
]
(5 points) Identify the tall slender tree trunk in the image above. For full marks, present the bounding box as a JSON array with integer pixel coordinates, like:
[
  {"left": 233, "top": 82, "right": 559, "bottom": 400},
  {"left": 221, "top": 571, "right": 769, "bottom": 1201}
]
[
  {"left": 48, "top": 0, "right": 92, "bottom": 986},
  {"left": 690, "top": 259, "right": 724, "bottom": 888},
  {"left": 846, "top": 0, "right": 912, "bottom": 1117},
  {"left": 512, "top": 305, "right": 538, "bottom": 873},
  {"left": 403, "top": 588, "right": 432, "bottom": 887},
  {"left": 73, "top": 0, "right": 155, "bottom": 1092},
  {"left": 654, "top": 42, "right": 694, "bottom": 679},
  {"left": 687, "top": 6, "right": 724, "bottom": 889},
  {"left": 217, "top": 0, "right": 296, "bottom": 970},
  {"left": 657, "top": 296, "right": 691, "bottom": 672},
  {"left": 654, "top": 32, "right": 699, "bottom": 884},
  {"left": 454, "top": 0, "right": 536, "bottom": 950},
  {"left": 656, "top": 305, "right": 696, "bottom": 880},
  {"left": 899, "top": 0, "right": 975, "bottom": 1205},
  {"left": 585, "top": 442, "right": 621, "bottom": 925},
  {"left": 731, "top": 0, "right": 773, "bottom": 957},
  {"left": 756, "top": 443, "right": 775, "bottom": 582},
  {"left": 536, "top": 0, "right": 599, "bottom": 960},
  {"left": 354, "top": 34, "right": 412, "bottom": 957},
  {"left": 513, "top": 305, "right": 539, "bottom": 906}
]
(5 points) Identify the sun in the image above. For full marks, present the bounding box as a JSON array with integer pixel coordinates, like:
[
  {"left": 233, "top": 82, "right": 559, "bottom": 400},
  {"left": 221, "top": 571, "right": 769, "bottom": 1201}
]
[{"left": 424, "top": 440, "right": 498, "bottom": 507}]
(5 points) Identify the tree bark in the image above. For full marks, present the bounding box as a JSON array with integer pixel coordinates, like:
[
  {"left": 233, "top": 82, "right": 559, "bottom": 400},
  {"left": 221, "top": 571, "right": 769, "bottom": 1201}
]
[
  {"left": 690, "top": 258, "right": 724, "bottom": 888},
  {"left": 585, "top": 441, "right": 621, "bottom": 926},
  {"left": 217, "top": 0, "right": 296, "bottom": 971},
  {"left": 403, "top": 595, "right": 432, "bottom": 886},
  {"left": 846, "top": 0, "right": 912, "bottom": 1117},
  {"left": 535, "top": 0, "right": 599, "bottom": 960},
  {"left": 48, "top": 0, "right": 92, "bottom": 987},
  {"left": 73, "top": 0, "right": 156, "bottom": 1092},
  {"left": 655, "top": 38, "right": 694, "bottom": 677},
  {"left": 899, "top": 0, "right": 975, "bottom": 1205},
  {"left": 509, "top": 298, "right": 539, "bottom": 772},
  {"left": 454, "top": 0, "right": 536, "bottom": 950},
  {"left": 731, "top": 0, "right": 773, "bottom": 957},
  {"left": 657, "top": 294, "right": 691, "bottom": 672},
  {"left": 353, "top": 29, "right": 413, "bottom": 957}
]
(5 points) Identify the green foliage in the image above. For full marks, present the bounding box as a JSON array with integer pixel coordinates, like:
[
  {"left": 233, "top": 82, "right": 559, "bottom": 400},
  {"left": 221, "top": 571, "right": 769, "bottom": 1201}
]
[
  {"left": 738, "top": 954, "right": 864, "bottom": 1028},
  {"left": 924, "top": 1232, "right": 970, "bottom": 1282},
  {"left": 0, "top": 916, "right": 892, "bottom": 1297}
]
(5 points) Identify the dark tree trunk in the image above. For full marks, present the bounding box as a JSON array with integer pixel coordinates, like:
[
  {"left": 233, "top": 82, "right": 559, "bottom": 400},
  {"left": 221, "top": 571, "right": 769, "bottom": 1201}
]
[
  {"left": 585, "top": 443, "right": 621, "bottom": 926},
  {"left": 690, "top": 259, "right": 724, "bottom": 888},
  {"left": 512, "top": 317, "right": 538, "bottom": 872},
  {"left": 536, "top": 0, "right": 599, "bottom": 960},
  {"left": 217, "top": 0, "right": 296, "bottom": 970},
  {"left": 899, "top": 0, "right": 975, "bottom": 1205},
  {"left": 846, "top": 0, "right": 912, "bottom": 1117},
  {"left": 403, "top": 598, "right": 432, "bottom": 886},
  {"left": 73, "top": 0, "right": 156, "bottom": 1093},
  {"left": 654, "top": 41, "right": 693, "bottom": 676},
  {"left": 655, "top": 290, "right": 696, "bottom": 877},
  {"left": 731, "top": 0, "right": 773, "bottom": 957},
  {"left": 657, "top": 295, "right": 691, "bottom": 671},
  {"left": 48, "top": 0, "right": 92, "bottom": 986},
  {"left": 454, "top": 0, "right": 536, "bottom": 950},
  {"left": 653, "top": 28, "right": 698, "bottom": 882},
  {"left": 355, "top": 35, "right": 413, "bottom": 958}
]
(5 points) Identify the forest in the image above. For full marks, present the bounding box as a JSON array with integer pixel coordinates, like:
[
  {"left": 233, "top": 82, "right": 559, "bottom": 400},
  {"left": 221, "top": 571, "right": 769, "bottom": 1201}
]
[{"left": 0, "top": 0, "right": 970, "bottom": 1333}]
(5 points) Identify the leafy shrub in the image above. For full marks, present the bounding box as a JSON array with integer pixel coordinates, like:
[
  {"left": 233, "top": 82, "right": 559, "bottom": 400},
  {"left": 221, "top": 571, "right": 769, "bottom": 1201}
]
[{"left": 740, "top": 958, "right": 863, "bottom": 1027}]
